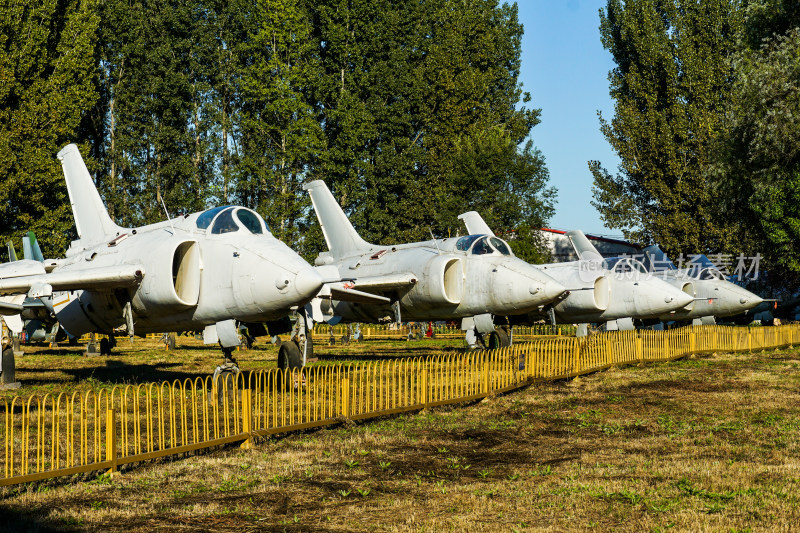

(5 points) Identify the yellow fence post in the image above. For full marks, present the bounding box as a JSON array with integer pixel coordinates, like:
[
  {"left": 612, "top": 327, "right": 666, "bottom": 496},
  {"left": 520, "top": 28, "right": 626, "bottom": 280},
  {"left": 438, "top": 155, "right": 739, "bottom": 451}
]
[
  {"left": 340, "top": 378, "right": 350, "bottom": 418},
  {"left": 483, "top": 353, "right": 490, "bottom": 395},
  {"left": 572, "top": 338, "right": 581, "bottom": 377},
  {"left": 240, "top": 389, "right": 254, "bottom": 449},
  {"left": 636, "top": 334, "right": 643, "bottom": 363},
  {"left": 420, "top": 365, "right": 428, "bottom": 407},
  {"left": 690, "top": 328, "right": 696, "bottom": 355},
  {"left": 106, "top": 408, "right": 117, "bottom": 474},
  {"left": 748, "top": 328, "right": 753, "bottom": 353}
]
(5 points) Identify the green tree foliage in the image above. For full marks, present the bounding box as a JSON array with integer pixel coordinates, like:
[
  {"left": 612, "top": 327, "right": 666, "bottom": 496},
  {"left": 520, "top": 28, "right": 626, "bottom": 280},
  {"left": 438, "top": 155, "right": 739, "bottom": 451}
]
[
  {"left": 590, "top": 0, "right": 743, "bottom": 256},
  {"left": 714, "top": 18, "right": 800, "bottom": 271},
  {"left": 236, "top": 0, "right": 324, "bottom": 252},
  {"left": 94, "top": 0, "right": 217, "bottom": 226},
  {"left": 1, "top": 0, "right": 555, "bottom": 262},
  {"left": 0, "top": 0, "right": 99, "bottom": 257},
  {"left": 308, "top": 0, "right": 553, "bottom": 256}
]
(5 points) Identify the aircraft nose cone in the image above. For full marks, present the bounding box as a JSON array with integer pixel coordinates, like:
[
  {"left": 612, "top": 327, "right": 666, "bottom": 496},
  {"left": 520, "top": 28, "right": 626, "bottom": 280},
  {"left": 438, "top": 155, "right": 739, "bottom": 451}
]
[
  {"left": 541, "top": 279, "right": 567, "bottom": 301},
  {"left": 672, "top": 290, "right": 694, "bottom": 308},
  {"left": 730, "top": 286, "right": 762, "bottom": 310},
  {"left": 293, "top": 267, "right": 324, "bottom": 300}
]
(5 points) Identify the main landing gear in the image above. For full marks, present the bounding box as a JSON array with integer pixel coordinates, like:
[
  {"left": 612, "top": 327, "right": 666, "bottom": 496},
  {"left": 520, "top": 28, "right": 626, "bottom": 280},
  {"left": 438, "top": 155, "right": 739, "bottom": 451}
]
[{"left": 212, "top": 347, "right": 241, "bottom": 402}]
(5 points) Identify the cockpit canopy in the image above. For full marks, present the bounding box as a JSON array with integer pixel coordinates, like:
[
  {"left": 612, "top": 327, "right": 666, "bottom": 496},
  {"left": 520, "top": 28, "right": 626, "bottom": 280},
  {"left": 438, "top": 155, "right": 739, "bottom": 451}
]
[
  {"left": 196, "top": 206, "right": 269, "bottom": 235},
  {"left": 604, "top": 257, "right": 649, "bottom": 274},
  {"left": 455, "top": 235, "right": 513, "bottom": 256}
]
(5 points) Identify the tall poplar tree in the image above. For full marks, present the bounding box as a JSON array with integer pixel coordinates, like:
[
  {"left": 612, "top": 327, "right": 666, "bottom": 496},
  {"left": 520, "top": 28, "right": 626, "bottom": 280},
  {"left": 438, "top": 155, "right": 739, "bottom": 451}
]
[
  {"left": 236, "top": 0, "right": 324, "bottom": 251},
  {"left": 95, "top": 0, "right": 218, "bottom": 227},
  {"left": 0, "top": 0, "right": 99, "bottom": 257},
  {"left": 307, "top": 0, "right": 554, "bottom": 255},
  {"left": 713, "top": 1, "right": 800, "bottom": 272},
  {"left": 590, "top": 0, "right": 742, "bottom": 256}
]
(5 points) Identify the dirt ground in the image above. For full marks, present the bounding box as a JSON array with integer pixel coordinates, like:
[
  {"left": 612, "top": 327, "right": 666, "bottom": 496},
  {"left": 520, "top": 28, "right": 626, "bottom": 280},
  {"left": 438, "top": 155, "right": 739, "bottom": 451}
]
[{"left": 2, "top": 340, "right": 800, "bottom": 531}]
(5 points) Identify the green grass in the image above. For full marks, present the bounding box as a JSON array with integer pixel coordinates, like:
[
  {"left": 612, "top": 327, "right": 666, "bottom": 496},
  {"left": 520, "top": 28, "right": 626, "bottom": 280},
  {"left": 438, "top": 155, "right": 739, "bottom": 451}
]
[{"left": 3, "top": 340, "right": 800, "bottom": 531}]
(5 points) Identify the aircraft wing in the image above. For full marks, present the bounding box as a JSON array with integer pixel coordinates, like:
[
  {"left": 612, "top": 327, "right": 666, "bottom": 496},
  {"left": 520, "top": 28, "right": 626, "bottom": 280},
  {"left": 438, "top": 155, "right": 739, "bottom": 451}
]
[
  {"left": 328, "top": 283, "right": 392, "bottom": 304},
  {"left": 0, "top": 300, "right": 24, "bottom": 315},
  {"left": 0, "top": 264, "right": 145, "bottom": 296},
  {"left": 349, "top": 273, "right": 418, "bottom": 292}
]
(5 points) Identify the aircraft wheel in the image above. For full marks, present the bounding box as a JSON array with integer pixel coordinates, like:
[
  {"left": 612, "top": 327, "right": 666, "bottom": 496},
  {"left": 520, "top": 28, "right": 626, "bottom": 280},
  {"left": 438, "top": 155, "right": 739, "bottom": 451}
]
[
  {"left": 211, "top": 365, "right": 241, "bottom": 405},
  {"left": 488, "top": 328, "right": 511, "bottom": 350},
  {"left": 278, "top": 341, "right": 303, "bottom": 370},
  {"left": 1, "top": 347, "right": 15, "bottom": 385},
  {"left": 99, "top": 338, "right": 112, "bottom": 356}
]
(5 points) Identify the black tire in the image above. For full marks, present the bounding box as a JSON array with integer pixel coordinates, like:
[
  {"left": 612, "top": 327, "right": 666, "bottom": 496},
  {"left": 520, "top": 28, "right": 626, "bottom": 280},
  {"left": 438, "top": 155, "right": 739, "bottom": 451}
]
[
  {"left": 488, "top": 328, "right": 511, "bottom": 350},
  {"left": 243, "top": 334, "right": 254, "bottom": 350},
  {"left": 99, "top": 338, "right": 111, "bottom": 356},
  {"left": 211, "top": 368, "right": 240, "bottom": 405},
  {"left": 1, "top": 347, "right": 15, "bottom": 385},
  {"left": 277, "top": 341, "right": 303, "bottom": 370}
]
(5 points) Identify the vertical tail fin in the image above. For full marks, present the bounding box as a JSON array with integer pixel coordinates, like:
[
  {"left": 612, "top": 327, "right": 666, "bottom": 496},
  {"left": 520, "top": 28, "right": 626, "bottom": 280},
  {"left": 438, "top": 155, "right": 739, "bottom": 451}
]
[
  {"left": 57, "top": 144, "right": 121, "bottom": 245},
  {"left": 566, "top": 230, "right": 604, "bottom": 263},
  {"left": 457, "top": 211, "right": 495, "bottom": 236},
  {"left": 6, "top": 241, "right": 17, "bottom": 262},
  {"left": 303, "top": 180, "right": 372, "bottom": 258},
  {"left": 23, "top": 232, "right": 44, "bottom": 262}
]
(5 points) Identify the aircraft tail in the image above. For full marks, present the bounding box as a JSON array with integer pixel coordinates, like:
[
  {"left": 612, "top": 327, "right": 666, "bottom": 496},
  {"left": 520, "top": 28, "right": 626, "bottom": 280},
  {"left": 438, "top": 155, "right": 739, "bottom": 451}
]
[
  {"left": 22, "top": 232, "right": 44, "bottom": 262},
  {"left": 57, "top": 144, "right": 122, "bottom": 245},
  {"left": 566, "top": 230, "right": 604, "bottom": 263},
  {"left": 303, "top": 180, "right": 372, "bottom": 258},
  {"left": 457, "top": 211, "right": 495, "bottom": 236},
  {"left": 6, "top": 241, "right": 17, "bottom": 262}
]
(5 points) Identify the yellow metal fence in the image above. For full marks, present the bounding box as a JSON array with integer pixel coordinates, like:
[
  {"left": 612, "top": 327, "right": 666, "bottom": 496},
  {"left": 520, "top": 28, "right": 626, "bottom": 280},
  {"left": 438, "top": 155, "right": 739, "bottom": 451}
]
[
  {"left": 2, "top": 324, "right": 797, "bottom": 487},
  {"left": 316, "top": 323, "right": 577, "bottom": 340}
]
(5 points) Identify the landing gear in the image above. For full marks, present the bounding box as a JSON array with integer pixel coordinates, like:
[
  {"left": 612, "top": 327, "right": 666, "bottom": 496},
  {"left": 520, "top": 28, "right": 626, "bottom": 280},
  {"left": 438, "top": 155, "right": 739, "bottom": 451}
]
[
  {"left": 0, "top": 347, "right": 19, "bottom": 389},
  {"left": 277, "top": 341, "right": 302, "bottom": 370},
  {"left": 212, "top": 347, "right": 241, "bottom": 403},
  {"left": 99, "top": 336, "right": 118, "bottom": 355},
  {"left": 161, "top": 333, "right": 176, "bottom": 350},
  {"left": 487, "top": 327, "right": 511, "bottom": 349}
]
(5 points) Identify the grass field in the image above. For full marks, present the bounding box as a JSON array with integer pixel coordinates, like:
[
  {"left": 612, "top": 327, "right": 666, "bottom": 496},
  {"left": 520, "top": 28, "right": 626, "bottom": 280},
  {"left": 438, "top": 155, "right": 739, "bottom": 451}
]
[{"left": 2, "top": 338, "right": 800, "bottom": 531}]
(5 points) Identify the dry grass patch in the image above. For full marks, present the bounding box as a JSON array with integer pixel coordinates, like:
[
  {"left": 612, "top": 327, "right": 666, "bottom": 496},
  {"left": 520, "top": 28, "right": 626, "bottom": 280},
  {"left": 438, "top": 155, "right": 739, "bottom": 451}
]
[{"left": 3, "top": 347, "right": 800, "bottom": 531}]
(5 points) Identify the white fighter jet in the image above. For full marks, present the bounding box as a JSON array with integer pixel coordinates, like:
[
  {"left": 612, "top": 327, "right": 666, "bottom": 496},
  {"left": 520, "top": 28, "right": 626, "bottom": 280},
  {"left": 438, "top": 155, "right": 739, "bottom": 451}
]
[
  {"left": 639, "top": 245, "right": 763, "bottom": 324},
  {"left": 458, "top": 213, "right": 694, "bottom": 334},
  {"left": 303, "top": 180, "right": 568, "bottom": 349},
  {"left": 0, "top": 144, "right": 325, "bottom": 384}
]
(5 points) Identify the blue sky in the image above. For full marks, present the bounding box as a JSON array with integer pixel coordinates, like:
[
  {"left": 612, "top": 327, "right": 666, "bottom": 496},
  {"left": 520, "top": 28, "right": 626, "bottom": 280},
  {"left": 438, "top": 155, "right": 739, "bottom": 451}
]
[{"left": 515, "top": 0, "right": 621, "bottom": 236}]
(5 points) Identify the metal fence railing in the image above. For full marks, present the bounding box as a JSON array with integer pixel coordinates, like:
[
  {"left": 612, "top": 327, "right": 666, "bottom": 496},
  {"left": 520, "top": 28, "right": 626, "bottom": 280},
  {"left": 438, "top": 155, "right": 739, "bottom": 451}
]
[
  {"left": 315, "top": 323, "right": 577, "bottom": 341},
  {"left": 2, "top": 324, "right": 797, "bottom": 487}
]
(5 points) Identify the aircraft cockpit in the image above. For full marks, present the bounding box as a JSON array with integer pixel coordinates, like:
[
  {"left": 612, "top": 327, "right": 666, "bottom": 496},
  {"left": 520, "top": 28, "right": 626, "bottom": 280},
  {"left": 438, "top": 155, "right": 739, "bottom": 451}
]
[
  {"left": 196, "top": 206, "right": 270, "bottom": 235},
  {"left": 695, "top": 267, "right": 726, "bottom": 281},
  {"left": 455, "top": 235, "right": 514, "bottom": 256},
  {"left": 604, "top": 257, "right": 649, "bottom": 275}
]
